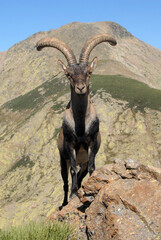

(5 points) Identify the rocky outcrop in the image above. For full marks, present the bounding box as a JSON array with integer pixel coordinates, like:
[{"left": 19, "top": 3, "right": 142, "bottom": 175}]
[{"left": 50, "top": 160, "right": 161, "bottom": 240}]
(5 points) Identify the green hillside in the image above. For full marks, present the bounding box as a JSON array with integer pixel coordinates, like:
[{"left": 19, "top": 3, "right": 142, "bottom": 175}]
[
  {"left": 3, "top": 74, "right": 161, "bottom": 113},
  {"left": 91, "top": 75, "right": 161, "bottom": 111},
  {"left": 2, "top": 74, "right": 67, "bottom": 112}
]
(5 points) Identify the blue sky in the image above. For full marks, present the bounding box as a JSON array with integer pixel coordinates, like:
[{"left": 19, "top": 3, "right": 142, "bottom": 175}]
[{"left": 1, "top": 0, "right": 161, "bottom": 51}]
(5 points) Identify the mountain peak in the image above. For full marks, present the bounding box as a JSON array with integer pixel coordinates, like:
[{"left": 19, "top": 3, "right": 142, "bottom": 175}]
[
  {"left": 57, "top": 21, "right": 133, "bottom": 39},
  {"left": 107, "top": 21, "right": 133, "bottom": 38}
]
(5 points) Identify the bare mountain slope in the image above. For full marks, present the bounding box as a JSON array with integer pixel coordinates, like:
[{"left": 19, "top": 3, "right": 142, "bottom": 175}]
[
  {"left": 0, "top": 21, "right": 161, "bottom": 105},
  {"left": 0, "top": 73, "right": 161, "bottom": 228}
]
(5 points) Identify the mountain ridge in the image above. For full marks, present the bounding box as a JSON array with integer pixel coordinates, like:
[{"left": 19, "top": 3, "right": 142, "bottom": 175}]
[{"left": 0, "top": 21, "right": 161, "bottom": 106}]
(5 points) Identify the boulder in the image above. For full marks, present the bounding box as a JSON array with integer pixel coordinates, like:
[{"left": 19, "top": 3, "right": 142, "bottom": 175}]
[{"left": 49, "top": 160, "right": 161, "bottom": 240}]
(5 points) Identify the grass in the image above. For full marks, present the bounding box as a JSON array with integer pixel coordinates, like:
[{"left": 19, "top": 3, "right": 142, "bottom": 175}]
[
  {"left": 8, "top": 156, "right": 35, "bottom": 172},
  {"left": 0, "top": 220, "right": 76, "bottom": 240},
  {"left": 2, "top": 75, "right": 68, "bottom": 112},
  {"left": 2, "top": 74, "right": 161, "bottom": 113},
  {"left": 91, "top": 75, "right": 161, "bottom": 112}
]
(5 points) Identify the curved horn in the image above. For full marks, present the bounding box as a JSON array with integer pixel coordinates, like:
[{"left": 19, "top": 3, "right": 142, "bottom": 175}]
[
  {"left": 79, "top": 34, "right": 117, "bottom": 63},
  {"left": 36, "top": 37, "right": 77, "bottom": 65}
]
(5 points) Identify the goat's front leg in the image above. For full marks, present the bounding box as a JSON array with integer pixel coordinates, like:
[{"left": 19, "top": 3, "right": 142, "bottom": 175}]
[
  {"left": 60, "top": 155, "right": 69, "bottom": 208},
  {"left": 67, "top": 145, "right": 78, "bottom": 199},
  {"left": 88, "top": 132, "right": 100, "bottom": 176}
]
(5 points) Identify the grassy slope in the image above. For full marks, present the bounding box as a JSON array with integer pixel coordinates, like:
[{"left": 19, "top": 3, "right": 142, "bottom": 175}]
[
  {"left": 2, "top": 74, "right": 68, "bottom": 112},
  {"left": 0, "top": 74, "right": 67, "bottom": 144},
  {"left": 91, "top": 75, "right": 161, "bottom": 112},
  {"left": 0, "top": 220, "right": 76, "bottom": 240},
  {"left": 3, "top": 74, "right": 161, "bottom": 113}
]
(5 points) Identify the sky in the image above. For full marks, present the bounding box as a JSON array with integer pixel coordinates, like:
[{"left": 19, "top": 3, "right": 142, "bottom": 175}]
[{"left": 1, "top": 0, "right": 161, "bottom": 52}]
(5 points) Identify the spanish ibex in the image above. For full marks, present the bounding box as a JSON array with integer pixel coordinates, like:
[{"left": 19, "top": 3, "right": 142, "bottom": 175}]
[{"left": 36, "top": 34, "right": 117, "bottom": 207}]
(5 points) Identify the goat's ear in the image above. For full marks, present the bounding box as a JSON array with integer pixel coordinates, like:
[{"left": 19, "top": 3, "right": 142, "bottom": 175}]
[
  {"left": 57, "top": 60, "right": 69, "bottom": 75},
  {"left": 88, "top": 57, "right": 98, "bottom": 73}
]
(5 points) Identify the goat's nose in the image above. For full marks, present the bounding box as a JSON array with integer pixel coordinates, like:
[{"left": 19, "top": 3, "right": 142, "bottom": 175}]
[{"left": 77, "top": 86, "right": 85, "bottom": 91}]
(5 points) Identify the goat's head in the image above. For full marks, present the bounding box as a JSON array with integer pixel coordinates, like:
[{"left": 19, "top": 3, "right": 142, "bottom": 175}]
[{"left": 36, "top": 34, "right": 117, "bottom": 95}]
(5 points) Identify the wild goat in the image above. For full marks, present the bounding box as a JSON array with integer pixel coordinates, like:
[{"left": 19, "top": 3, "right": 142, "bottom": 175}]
[{"left": 36, "top": 34, "right": 117, "bottom": 207}]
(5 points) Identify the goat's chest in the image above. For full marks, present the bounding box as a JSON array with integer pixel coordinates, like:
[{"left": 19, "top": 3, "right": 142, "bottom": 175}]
[
  {"left": 63, "top": 105, "right": 98, "bottom": 137},
  {"left": 63, "top": 109, "right": 75, "bottom": 133}
]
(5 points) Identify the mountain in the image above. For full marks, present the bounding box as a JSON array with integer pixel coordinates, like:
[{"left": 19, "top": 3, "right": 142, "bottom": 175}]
[
  {"left": 0, "top": 21, "right": 161, "bottom": 229},
  {"left": 0, "top": 21, "right": 161, "bottom": 105}
]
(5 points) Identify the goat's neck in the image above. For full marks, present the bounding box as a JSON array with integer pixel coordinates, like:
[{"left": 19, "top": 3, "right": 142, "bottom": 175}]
[{"left": 70, "top": 86, "right": 90, "bottom": 137}]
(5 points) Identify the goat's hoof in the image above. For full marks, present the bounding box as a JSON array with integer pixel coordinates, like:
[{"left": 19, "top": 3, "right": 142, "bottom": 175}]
[
  {"left": 59, "top": 201, "right": 68, "bottom": 210},
  {"left": 59, "top": 205, "right": 63, "bottom": 211}
]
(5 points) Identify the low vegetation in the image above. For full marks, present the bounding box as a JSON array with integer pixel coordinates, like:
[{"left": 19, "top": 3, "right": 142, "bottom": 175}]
[
  {"left": 2, "top": 74, "right": 68, "bottom": 112},
  {"left": 2, "top": 74, "right": 161, "bottom": 113},
  {"left": 91, "top": 75, "right": 161, "bottom": 112},
  {"left": 0, "top": 220, "right": 76, "bottom": 240}
]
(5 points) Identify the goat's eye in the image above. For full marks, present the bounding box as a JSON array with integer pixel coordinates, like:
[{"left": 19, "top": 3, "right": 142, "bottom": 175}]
[
  {"left": 67, "top": 75, "right": 74, "bottom": 85},
  {"left": 66, "top": 74, "right": 72, "bottom": 80},
  {"left": 87, "top": 72, "right": 91, "bottom": 80}
]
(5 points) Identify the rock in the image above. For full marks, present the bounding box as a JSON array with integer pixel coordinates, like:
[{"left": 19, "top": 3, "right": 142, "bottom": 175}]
[
  {"left": 125, "top": 158, "right": 139, "bottom": 169},
  {"left": 48, "top": 197, "right": 87, "bottom": 240},
  {"left": 49, "top": 161, "right": 161, "bottom": 240}
]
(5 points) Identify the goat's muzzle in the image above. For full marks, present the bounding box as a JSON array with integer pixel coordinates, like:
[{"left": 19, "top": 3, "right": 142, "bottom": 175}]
[{"left": 75, "top": 83, "right": 87, "bottom": 95}]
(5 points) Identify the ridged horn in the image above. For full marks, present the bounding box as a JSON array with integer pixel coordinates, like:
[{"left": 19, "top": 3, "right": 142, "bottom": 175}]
[
  {"left": 36, "top": 37, "right": 77, "bottom": 65},
  {"left": 79, "top": 34, "right": 117, "bottom": 63}
]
